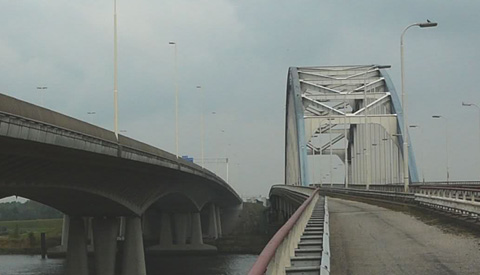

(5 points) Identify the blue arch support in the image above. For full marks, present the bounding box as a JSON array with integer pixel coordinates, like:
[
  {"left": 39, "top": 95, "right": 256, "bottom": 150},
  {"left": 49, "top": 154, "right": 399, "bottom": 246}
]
[
  {"left": 380, "top": 69, "right": 419, "bottom": 183},
  {"left": 285, "top": 67, "right": 310, "bottom": 186}
]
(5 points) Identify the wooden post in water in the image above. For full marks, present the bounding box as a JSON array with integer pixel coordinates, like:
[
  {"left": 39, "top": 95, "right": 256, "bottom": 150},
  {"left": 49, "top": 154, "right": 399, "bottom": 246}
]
[{"left": 41, "top": 232, "right": 46, "bottom": 259}]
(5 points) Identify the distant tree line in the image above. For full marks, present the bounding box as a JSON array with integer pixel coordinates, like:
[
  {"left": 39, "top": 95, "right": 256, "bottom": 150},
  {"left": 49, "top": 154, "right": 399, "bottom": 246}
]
[{"left": 0, "top": 200, "right": 63, "bottom": 221}]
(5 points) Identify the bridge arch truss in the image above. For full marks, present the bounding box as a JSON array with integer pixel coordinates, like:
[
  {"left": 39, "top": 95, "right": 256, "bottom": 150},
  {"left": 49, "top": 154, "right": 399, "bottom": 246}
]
[{"left": 285, "top": 65, "right": 419, "bottom": 187}]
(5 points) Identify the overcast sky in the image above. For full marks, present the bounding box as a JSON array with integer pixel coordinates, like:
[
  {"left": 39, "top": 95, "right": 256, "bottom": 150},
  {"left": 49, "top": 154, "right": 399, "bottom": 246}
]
[{"left": 1, "top": 1, "right": 480, "bottom": 198}]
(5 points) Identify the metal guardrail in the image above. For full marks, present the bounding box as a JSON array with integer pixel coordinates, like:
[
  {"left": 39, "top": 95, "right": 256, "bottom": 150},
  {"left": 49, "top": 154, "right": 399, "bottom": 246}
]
[
  {"left": 318, "top": 185, "right": 480, "bottom": 223},
  {"left": 319, "top": 186, "right": 415, "bottom": 203},
  {"left": 320, "top": 197, "right": 330, "bottom": 275},
  {"left": 248, "top": 189, "right": 320, "bottom": 275},
  {"left": 415, "top": 187, "right": 480, "bottom": 219}
]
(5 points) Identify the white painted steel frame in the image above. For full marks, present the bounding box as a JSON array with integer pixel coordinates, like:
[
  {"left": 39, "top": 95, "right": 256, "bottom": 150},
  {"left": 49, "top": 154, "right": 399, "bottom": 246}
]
[{"left": 285, "top": 65, "right": 419, "bottom": 187}]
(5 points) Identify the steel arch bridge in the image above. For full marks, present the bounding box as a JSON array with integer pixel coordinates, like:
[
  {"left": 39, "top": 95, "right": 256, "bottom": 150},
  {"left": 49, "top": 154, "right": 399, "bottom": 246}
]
[{"left": 285, "top": 65, "right": 419, "bottom": 187}]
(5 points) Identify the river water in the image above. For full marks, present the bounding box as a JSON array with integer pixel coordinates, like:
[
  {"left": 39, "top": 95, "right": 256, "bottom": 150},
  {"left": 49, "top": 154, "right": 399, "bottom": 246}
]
[{"left": 0, "top": 254, "right": 257, "bottom": 275}]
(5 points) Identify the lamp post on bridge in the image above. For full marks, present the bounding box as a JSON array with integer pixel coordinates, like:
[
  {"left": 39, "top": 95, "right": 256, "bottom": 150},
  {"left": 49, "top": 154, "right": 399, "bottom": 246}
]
[
  {"left": 432, "top": 115, "right": 450, "bottom": 183},
  {"left": 87, "top": 111, "right": 96, "bottom": 124},
  {"left": 169, "top": 41, "right": 179, "bottom": 158},
  {"left": 36, "top": 86, "right": 48, "bottom": 107},
  {"left": 113, "top": 0, "right": 119, "bottom": 140},
  {"left": 462, "top": 102, "right": 480, "bottom": 181},
  {"left": 400, "top": 20, "right": 438, "bottom": 192},
  {"left": 197, "top": 85, "right": 204, "bottom": 168}
]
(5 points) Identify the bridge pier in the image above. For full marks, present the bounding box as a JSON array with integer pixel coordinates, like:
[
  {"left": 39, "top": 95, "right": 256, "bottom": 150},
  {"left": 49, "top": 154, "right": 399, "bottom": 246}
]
[
  {"left": 147, "top": 210, "right": 216, "bottom": 254},
  {"left": 208, "top": 204, "right": 219, "bottom": 239},
  {"left": 174, "top": 213, "right": 188, "bottom": 244},
  {"left": 159, "top": 212, "right": 173, "bottom": 245},
  {"left": 66, "top": 217, "right": 88, "bottom": 275},
  {"left": 216, "top": 206, "right": 222, "bottom": 237},
  {"left": 121, "top": 216, "right": 146, "bottom": 275},
  {"left": 191, "top": 212, "right": 203, "bottom": 245},
  {"left": 61, "top": 215, "right": 70, "bottom": 247},
  {"left": 92, "top": 217, "right": 118, "bottom": 275}
]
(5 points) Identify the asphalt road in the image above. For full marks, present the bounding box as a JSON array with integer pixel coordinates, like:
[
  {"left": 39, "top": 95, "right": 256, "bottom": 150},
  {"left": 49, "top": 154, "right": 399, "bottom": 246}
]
[{"left": 329, "top": 197, "right": 480, "bottom": 275}]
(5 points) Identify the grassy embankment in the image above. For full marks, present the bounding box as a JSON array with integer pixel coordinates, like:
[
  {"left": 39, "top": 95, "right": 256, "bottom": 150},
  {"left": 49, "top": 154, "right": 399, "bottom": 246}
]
[{"left": 0, "top": 218, "right": 62, "bottom": 254}]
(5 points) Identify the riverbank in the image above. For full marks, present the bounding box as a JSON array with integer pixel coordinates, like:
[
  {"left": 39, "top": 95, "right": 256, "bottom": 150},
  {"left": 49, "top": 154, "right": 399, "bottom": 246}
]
[{"left": 0, "top": 218, "right": 62, "bottom": 255}]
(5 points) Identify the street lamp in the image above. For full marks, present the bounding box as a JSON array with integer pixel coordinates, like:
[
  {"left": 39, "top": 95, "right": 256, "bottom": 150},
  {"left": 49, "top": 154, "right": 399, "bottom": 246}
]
[
  {"left": 113, "top": 0, "right": 119, "bottom": 139},
  {"left": 382, "top": 137, "right": 389, "bottom": 184},
  {"left": 169, "top": 41, "right": 179, "bottom": 158},
  {"left": 432, "top": 115, "right": 450, "bottom": 182},
  {"left": 36, "top": 86, "right": 48, "bottom": 106},
  {"left": 197, "top": 85, "right": 204, "bottom": 168},
  {"left": 409, "top": 125, "right": 425, "bottom": 183},
  {"left": 400, "top": 20, "right": 437, "bottom": 192},
  {"left": 87, "top": 111, "right": 96, "bottom": 124},
  {"left": 462, "top": 102, "right": 480, "bottom": 181}
]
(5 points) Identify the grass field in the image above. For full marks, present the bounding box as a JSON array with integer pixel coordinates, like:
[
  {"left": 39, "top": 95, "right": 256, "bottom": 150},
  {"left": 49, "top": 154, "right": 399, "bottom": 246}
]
[{"left": 0, "top": 219, "right": 63, "bottom": 252}]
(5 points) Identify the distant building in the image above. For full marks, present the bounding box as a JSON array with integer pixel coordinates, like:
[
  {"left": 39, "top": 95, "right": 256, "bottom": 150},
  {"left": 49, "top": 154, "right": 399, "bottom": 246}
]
[{"left": 242, "top": 196, "right": 269, "bottom": 207}]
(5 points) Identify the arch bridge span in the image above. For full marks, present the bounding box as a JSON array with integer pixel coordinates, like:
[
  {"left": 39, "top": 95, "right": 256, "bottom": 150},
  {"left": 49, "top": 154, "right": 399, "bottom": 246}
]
[{"left": 285, "top": 65, "right": 419, "bottom": 188}]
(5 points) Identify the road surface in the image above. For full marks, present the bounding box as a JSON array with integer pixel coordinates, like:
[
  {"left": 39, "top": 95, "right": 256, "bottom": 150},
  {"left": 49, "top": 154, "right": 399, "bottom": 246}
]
[{"left": 329, "top": 197, "right": 480, "bottom": 275}]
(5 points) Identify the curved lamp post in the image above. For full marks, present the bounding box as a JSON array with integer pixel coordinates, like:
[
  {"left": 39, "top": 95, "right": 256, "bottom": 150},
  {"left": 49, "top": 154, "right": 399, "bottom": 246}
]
[
  {"left": 462, "top": 102, "right": 480, "bottom": 181},
  {"left": 400, "top": 20, "right": 437, "bottom": 192},
  {"left": 432, "top": 115, "right": 450, "bottom": 182},
  {"left": 169, "top": 41, "right": 179, "bottom": 157}
]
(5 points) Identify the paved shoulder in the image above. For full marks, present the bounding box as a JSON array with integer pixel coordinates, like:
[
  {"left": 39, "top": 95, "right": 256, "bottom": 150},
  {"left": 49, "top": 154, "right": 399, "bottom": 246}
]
[{"left": 329, "top": 197, "right": 480, "bottom": 275}]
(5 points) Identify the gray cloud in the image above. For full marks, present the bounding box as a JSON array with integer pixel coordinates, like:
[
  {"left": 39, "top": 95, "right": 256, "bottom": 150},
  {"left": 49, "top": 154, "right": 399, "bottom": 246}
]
[{"left": 2, "top": 0, "right": 480, "bottom": 198}]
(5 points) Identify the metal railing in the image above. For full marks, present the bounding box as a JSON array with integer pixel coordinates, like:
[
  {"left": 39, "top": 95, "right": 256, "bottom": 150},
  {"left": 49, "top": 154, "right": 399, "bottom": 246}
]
[
  {"left": 318, "top": 184, "right": 480, "bottom": 222},
  {"left": 248, "top": 189, "right": 320, "bottom": 275},
  {"left": 319, "top": 186, "right": 415, "bottom": 203},
  {"left": 415, "top": 186, "right": 480, "bottom": 219},
  {"left": 320, "top": 197, "right": 330, "bottom": 275}
]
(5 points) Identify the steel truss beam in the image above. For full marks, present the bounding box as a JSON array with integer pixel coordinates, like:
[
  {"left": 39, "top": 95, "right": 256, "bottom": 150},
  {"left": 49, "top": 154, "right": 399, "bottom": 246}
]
[{"left": 285, "top": 65, "right": 419, "bottom": 188}]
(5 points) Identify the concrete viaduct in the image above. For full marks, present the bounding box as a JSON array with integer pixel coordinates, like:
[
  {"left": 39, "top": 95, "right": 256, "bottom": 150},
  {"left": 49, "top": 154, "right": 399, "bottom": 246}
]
[{"left": 0, "top": 93, "right": 242, "bottom": 275}]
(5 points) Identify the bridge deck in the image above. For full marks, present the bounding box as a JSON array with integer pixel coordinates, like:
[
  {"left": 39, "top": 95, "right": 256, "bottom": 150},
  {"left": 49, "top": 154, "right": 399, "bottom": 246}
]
[{"left": 329, "top": 198, "right": 480, "bottom": 275}]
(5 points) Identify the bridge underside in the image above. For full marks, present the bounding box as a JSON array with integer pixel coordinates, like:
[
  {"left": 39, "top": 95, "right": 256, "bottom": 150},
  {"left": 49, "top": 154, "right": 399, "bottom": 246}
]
[
  {"left": 0, "top": 135, "right": 235, "bottom": 216},
  {"left": 285, "top": 65, "right": 419, "bottom": 187}
]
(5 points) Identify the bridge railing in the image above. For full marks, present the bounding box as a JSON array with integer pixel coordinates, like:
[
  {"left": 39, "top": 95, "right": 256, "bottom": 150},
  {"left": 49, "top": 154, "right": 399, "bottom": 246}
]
[
  {"left": 248, "top": 188, "right": 320, "bottom": 275},
  {"left": 415, "top": 186, "right": 480, "bottom": 219},
  {"left": 317, "top": 183, "right": 480, "bottom": 223},
  {"left": 315, "top": 181, "right": 480, "bottom": 194},
  {"left": 320, "top": 197, "right": 330, "bottom": 275}
]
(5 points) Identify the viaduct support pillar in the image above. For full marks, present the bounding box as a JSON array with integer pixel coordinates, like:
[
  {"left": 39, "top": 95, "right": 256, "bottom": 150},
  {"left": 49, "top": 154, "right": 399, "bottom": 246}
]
[
  {"left": 93, "top": 217, "right": 118, "bottom": 275},
  {"left": 66, "top": 217, "right": 88, "bottom": 275},
  {"left": 174, "top": 213, "right": 188, "bottom": 245},
  {"left": 191, "top": 212, "right": 203, "bottom": 245},
  {"left": 121, "top": 216, "right": 146, "bottom": 275},
  {"left": 215, "top": 206, "right": 222, "bottom": 237},
  {"left": 61, "top": 215, "right": 70, "bottom": 247},
  {"left": 208, "top": 204, "right": 218, "bottom": 239},
  {"left": 159, "top": 212, "right": 173, "bottom": 246}
]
